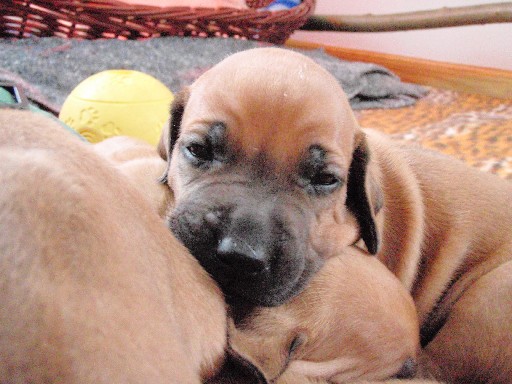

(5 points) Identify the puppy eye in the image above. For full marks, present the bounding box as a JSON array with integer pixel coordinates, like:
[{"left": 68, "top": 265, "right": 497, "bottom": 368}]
[
  {"left": 298, "top": 171, "right": 343, "bottom": 196},
  {"left": 288, "top": 334, "right": 305, "bottom": 358},
  {"left": 184, "top": 142, "right": 213, "bottom": 164},
  {"left": 311, "top": 172, "right": 340, "bottom": 187},
  {"left": 307, "top": 172, "right": 343, "bottom": 195}
]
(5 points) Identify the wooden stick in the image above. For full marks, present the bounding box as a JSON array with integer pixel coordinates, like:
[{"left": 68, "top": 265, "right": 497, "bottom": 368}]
[{"left": 301, "top": 2, "right": 512, "bottom": 32}]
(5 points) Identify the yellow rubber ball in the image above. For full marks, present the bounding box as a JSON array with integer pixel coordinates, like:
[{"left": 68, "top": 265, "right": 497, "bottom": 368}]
[{"left": 59, "top": 70, "right": 174, "bottom": 145}]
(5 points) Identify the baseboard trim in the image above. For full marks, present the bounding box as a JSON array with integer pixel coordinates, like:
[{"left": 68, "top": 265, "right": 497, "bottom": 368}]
[{"left": 286, "top": 40, "right": 512, "bottom": 99}]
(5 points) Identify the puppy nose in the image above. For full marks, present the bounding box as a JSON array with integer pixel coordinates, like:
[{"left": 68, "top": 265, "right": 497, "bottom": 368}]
[
  {"left": 217, "top": 236, "right": 268, "bottom": 274},
  {"left": 394, "top": 357, "right": 417, "bottom": 379}
]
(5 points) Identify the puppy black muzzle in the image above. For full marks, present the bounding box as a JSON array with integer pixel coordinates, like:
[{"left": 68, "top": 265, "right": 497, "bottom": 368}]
[{"left": 168, "top": 188, "right": 317, "bottom": 307}]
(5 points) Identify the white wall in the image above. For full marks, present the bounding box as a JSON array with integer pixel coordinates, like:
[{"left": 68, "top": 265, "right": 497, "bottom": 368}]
[{"left": 291, "top": 0, "right": 512, "bottom": 70}]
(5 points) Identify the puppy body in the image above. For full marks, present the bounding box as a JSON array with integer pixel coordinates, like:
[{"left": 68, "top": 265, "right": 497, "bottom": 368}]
[
  {"left": 366, "top": 129, "right": 512, "bottom": 319},
  {"left": 230, "top": 247, "right": 419, "bottom": 383},
  {"left": 94, "top": 136, "right": 173, "bottom": 217},
  {"left": 160, "top": 47, "right": 512, "bottom": 383},
  {"left": 0, "top": 111, "right": 226, "bottom": 383},
  {"left": 366, "top": 130, "right": 512, "bottom": 382}
]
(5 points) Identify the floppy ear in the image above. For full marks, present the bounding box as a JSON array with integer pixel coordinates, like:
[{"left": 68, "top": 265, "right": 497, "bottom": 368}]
[
  {"left": 157, "top": 88, "right": 189, "bottom": 161},
  {"left": 346, "top": 132, "right": 382, "bottom": 255},
  {"left": 158, "top": 89, "right": 189, "bottom": 184},
  {"left": 205, "top": 346, "right": 268, "bottom": 384},
  {"left": 156, "top": 120, "right": 169, "bottom": 161}
]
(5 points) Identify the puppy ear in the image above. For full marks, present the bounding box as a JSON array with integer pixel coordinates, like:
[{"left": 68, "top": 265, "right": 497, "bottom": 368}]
[
  {"left": 205, "top": 346, "right": 268, "bottom": 384},
  {"left": 157, "top": 88, "right": 189, "bottom": 161},
  {"left": 346, "top": 132, "right": 382, "bottom": 255},
  {"left": 157, "top": 121, "right": 169, "bottom": 161}
]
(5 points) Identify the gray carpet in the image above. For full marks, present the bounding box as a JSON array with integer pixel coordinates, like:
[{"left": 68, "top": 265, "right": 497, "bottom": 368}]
[{"left": 0, "top": 36, "right": 427, "bottom": 112}]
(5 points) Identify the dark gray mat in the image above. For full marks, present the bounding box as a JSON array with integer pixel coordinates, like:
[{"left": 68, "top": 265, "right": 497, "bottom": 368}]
[{"left": 0, "top": 36, "right": 427, "bottom": 111}]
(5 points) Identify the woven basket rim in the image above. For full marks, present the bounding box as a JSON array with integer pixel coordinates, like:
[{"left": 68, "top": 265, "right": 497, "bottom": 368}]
[{"left": 1, "top": 0, "right": 316, "bottom": 44}]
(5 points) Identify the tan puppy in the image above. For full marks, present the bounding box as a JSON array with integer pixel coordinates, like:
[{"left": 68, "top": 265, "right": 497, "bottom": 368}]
[
  {"left": 158, "top": 48, "right": 512, "bottom": 383},
  {"left": 366, "top": 130, "right": 512, "bottom": 383},
  {"left": 229, "top": 246, "right": 420, "bottom": 383},
  {"left": 95, "top": 135, "right": 423, "bottom": 383},
  {"left": 0, "top": 110, "right": 264, "bottom": 384}
]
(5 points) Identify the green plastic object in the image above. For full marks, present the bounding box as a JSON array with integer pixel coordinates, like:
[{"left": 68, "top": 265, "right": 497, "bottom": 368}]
[{"left": 0, "top": 86, "right": 16, "bottom": 104}]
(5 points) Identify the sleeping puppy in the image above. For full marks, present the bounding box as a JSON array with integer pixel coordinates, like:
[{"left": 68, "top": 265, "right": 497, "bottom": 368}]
[
  {"left": 158, "top": 47, "right": 512, "bottom": 382},
  {"left": 95, "top": 135, "right": 423, "bottom": 383},
  {"left": 229, "top": 246, "right": 420, "bottom": 383},
  {"left": 0, "top": 110, "right": 264, "bottom": 384}
]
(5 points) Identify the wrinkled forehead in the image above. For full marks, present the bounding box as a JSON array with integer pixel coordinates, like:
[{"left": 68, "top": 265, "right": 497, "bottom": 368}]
[{"left": 181, "top": 49, "right": 358, "bottom": 169}]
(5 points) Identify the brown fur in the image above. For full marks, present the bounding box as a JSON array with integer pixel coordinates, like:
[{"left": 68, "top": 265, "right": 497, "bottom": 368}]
[
  {"left": 159, "top": 48, "right": 512, "bottom": 383},
  {"left": 363, "top": 129, "right": 512, "bottom": 382},
  {"left": 0, "top": 110, "right": 260, "bottom": 383},
  {"left": 104, "top": 139, "right": 423, "bottom": 383},
  {"left": 94, "top": 136, "right": 173, "bottom": 217},
  {"left": 229, "top": 247, "right": 419, "bottom": 383}
]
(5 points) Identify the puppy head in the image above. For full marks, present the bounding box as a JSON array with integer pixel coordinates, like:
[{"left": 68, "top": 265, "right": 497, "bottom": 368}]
[
  {"left": 159, "top": 48, "right": 381, "bottom": 306},
  {"left": 228, "top": 248, "right": 420, "bottom": 383}
]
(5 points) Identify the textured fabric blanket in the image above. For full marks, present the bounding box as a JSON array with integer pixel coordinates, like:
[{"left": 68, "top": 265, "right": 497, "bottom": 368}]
[{"left": 0, "top": 36, "right": 426, "bottom": 112}]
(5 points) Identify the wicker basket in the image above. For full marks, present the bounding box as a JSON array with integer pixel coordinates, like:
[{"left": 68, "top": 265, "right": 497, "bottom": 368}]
[{"left": 0, "top": 0, "right": 315, "bottom": 44}]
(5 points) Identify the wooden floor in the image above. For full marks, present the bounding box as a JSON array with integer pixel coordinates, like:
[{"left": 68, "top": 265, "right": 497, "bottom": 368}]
[
  {"left": 286, "top": 40, "right": 512, "bottom": 180},
  {"left": 286, "top": 40, "right": 512, "bottom": 100}
]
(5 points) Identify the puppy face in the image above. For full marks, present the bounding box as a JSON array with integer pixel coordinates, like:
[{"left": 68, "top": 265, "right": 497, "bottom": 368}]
[
  {"left": 160, "top": 48, "right": 380, "bottom": 306},
  {"left": 228, "top": 248, "right": 419, "bottom": 383}
]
